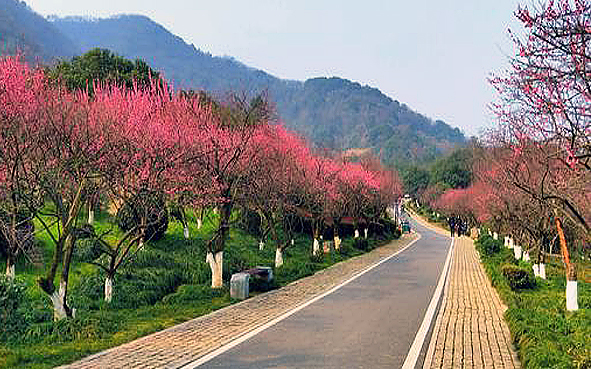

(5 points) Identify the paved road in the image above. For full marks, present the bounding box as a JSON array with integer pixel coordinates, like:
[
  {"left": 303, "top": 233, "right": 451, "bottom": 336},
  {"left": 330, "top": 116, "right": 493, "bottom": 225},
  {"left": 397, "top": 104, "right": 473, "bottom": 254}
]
[{"left": 196, "top": 217, "right": 451, "bottom": 369}]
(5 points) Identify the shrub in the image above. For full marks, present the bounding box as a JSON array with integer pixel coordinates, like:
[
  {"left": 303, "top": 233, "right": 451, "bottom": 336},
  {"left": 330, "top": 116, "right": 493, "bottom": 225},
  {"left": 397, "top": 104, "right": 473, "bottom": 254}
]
[
  {"left": 0, "top": 276, "right": 30, "bottom": 342},
  {"left": 116, "top": 189, "right": 168, "bottom": 242},
  {"left": 476, "top": 234, "right": 502, "bottom": 256},
  {"left": 235, "top": 208, "right": 262, "bottom": 237},
  {"left": 309, "top": 251, "right": 324, "bottom": 264},
  {"left": 354, "top": 238, "right": 370, "bottom": 251},
  {"left": 501, "top": 264, "right": 536, "bottom": 290},
  {"left": 73, "top": 238, "right": 103, "bottom": 263}
]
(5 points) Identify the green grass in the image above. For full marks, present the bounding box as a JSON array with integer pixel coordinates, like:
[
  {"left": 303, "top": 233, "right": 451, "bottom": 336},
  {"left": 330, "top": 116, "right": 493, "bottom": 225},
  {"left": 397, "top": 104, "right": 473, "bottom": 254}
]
[
  {"left": 475, "top": 234, "right": 591, "bottom": 369},
  {"left": 1, "top": 208, "right": 399, "bottom": 369}
]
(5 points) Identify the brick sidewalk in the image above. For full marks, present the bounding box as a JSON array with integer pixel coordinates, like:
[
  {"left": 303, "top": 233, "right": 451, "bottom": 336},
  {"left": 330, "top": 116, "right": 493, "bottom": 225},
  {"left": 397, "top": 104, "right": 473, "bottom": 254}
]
[
  {"left": 422, "top": 236, "right": 521, "bottom": 369},
  {"left": 58, "top": 234, "right": 418, "bottom": 369}
]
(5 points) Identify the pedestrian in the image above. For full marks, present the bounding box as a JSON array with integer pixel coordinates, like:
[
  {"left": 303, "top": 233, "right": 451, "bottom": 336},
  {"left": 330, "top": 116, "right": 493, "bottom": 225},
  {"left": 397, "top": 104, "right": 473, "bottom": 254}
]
[{"left": 448, "top": 216, "right": 455, "bottom": 237}]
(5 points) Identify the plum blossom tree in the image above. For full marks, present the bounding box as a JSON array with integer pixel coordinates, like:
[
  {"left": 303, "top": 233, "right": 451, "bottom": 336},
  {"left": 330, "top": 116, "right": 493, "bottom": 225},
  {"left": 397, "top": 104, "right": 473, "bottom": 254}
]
[
  {"left": 177, "top": 93, "right": 274, "bottom": 288},
  {"left": 81, "top": 81, "right": 211, "bottom": 302},
  {"left": 490, "top": 0, "right": 590, "bottom": 310},
  {"left": 0, "top": 55, "right": 45, "bottom": 279}
]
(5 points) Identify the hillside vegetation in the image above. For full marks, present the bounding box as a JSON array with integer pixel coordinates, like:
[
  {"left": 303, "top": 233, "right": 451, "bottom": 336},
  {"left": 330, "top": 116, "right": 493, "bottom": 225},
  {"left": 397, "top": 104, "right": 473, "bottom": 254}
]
[
  {"left": 0, "top": 0, "right": 79, "bottom": 62},
  {"left": 51, "top": 14, "right": 466, "bottom": 165}
]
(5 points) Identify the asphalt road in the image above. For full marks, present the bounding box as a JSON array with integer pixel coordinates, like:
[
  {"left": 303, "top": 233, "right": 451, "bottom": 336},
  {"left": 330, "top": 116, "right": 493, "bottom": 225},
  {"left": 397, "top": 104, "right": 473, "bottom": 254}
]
[{"left": 198, "top": 216, "right": 451, "bottom": 369}]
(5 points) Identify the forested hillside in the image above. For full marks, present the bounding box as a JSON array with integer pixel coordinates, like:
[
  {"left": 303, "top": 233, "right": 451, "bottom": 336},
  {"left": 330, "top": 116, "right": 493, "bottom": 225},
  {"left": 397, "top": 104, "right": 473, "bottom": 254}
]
[
  {"left": 52, "top": 15, "right": 466, "bottom": 165},
  {"left": 0, "top": 0, "right": 78, "bottom": 62}
]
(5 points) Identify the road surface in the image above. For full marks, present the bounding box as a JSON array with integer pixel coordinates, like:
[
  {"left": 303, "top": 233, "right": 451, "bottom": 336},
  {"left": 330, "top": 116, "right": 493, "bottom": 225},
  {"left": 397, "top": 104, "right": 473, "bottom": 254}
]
[{"left": 194, "top": 217, "right": 452, "bottom": 369}]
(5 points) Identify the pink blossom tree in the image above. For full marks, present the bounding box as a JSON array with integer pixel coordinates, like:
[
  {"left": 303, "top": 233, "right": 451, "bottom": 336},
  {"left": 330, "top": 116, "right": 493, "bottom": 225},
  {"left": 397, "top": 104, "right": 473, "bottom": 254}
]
[
  {"left": 177, "top": 93, "right": 275, "bottom": 288},
  {"left": 490, "top": 0, "right": 591, "bottom": 309},
  {"left": 0, "top": 55, "right": 46, "bottom": 279}
]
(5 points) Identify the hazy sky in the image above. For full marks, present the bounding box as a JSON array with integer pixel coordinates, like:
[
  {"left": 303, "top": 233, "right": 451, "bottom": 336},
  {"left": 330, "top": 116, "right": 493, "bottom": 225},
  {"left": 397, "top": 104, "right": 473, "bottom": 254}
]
[{"left": 24, "top": 0, "right": 525, "bottom": 137}]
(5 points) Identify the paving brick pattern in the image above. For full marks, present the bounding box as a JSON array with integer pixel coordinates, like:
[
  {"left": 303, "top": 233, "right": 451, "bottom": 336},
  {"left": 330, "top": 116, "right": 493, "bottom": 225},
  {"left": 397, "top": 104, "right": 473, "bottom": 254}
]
[
  {"left": 58, "top": 235, "right": 417, "bottom": 369},
  {"left": 423, "top": 236, "right": 521, "bottom": 369}
]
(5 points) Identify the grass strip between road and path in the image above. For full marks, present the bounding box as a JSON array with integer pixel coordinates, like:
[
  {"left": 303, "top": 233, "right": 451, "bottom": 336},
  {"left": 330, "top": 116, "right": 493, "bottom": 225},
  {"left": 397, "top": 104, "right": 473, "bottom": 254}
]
[{"left": 474, "top": 234, "right": 591, "bottom": 369}]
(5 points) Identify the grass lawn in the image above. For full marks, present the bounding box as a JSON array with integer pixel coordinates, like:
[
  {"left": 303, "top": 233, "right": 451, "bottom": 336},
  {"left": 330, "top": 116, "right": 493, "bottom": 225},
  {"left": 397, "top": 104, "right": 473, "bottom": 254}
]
[{"left": 1, "top": 207, "right": 398, "bottom": 369}]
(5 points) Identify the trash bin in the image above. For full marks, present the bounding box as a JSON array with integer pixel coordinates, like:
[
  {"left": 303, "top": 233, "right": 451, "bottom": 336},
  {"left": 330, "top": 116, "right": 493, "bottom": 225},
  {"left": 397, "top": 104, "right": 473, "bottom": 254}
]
[{"left": 401, "top": 221, "right": 411, "bottom": 233}]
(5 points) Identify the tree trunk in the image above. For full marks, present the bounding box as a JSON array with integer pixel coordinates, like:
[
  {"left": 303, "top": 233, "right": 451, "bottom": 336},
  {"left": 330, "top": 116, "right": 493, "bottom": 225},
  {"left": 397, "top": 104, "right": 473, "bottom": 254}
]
[
  {"left": 88, "top": 204, "right": 94, "bottom": 225},
  {"left": 56, "top": 234, "right": 75, "bottom": 319},
  {"left": 183, "top": 224, "right": 190, "bottom": 239},
  {"left": 259, "top": 241, "right": 265, "bottom": 251},
  {"left": 555, "top": 215, "right": 577, "bottom": 311},
  {"left": 566, "top": 280, "right": 578, "bottom": 311},
  {"left": 49, "top": 280, "right": 75, "bottom": 320},
  {"left": 313, "top": 238, "right": 320, "bottom": 255},
  {"left": 513, "top": 244, "right": 522, "bottom": 260},
  {"left": 334, "top": 236, "right": 341, "bottom": 250},
  {"left": 275, "top": 247, "right": 284, "bottom": 268},
  {"left": 539, "top": 263, "right": 546, "bottom": 279},
  {"left": 104, "top": 275, "right": 113, "bottom": 303},
  {"left": 206, "top": 251, "right": 224, "bottom": 288},
  {"left": 5, "top": 258, "right": 15, "bottom": 280},
  {"left": 364, "top": 228, "right": 368, "bottom": 239},
  {"left": 197, "top": 218, "right": 203, "bottom": 230},
  {"left": 354, "top": 229, "right": 360, "bottom": 238}
]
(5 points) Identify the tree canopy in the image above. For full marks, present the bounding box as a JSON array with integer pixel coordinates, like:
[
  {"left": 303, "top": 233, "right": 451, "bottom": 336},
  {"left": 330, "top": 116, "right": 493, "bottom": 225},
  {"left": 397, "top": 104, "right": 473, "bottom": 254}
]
[{"left": 46, "top": 48, "right": 161, "bottom": 94}]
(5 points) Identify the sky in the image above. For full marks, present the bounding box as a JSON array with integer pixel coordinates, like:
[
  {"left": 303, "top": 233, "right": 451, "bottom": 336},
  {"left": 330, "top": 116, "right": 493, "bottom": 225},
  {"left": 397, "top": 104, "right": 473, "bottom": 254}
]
[{"left": 24, "top": 0, "right": 525, "bottom": 137}]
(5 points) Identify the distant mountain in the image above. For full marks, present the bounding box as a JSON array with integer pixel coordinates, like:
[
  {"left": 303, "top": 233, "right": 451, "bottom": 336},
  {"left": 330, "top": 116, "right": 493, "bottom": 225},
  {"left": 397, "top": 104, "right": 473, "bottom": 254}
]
[
  {"left": 283, "top": 77, "right": 464, "bottom": 162},
  {"left": 2, "top": 6, "right": 465, "bottom": 164},
  {"left": 0, "top": 0, "right": 79, "bottom": 62}
]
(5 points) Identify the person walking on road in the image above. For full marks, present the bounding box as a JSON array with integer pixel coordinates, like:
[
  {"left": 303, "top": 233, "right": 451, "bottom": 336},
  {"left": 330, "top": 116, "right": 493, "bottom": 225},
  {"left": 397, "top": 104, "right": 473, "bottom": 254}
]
[{"left": 448, "top": 216, "right": 456, "bottom": 237}]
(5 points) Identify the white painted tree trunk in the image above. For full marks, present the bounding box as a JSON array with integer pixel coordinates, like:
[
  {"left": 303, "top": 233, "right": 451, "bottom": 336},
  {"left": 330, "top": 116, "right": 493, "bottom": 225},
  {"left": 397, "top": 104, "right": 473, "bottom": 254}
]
[
  {"left": 508, "top": 237, "right": 514, "bottom": 249},
  {"left": 313, "top": 238, "right": 320, "bottom": 255},
  {"left": 183, "top": 225, "right": 190, "bottom": 239},
  {"left": 291, "top": 239, "right": 295, "bottom": 246},
  {"left": 539, "top": 263, "right": 546, "bottom": 279},
  {"left": 275, "top": 248, "right": 284, "bottom": 268},
  {"left": 197, "top": 218, "right": 203, "bottom": 230},
  {"left": 138, "top": 238, "right": 145, "bottom": 251},
  {"left": 50, "top": 280, "right": 69, "bottom": 321},
  {"left": 364, "top": 228, "right": 368, "bottom": 239},
  {"left": 523, "top": 252, "right": 530, "bottom": 262},
  {"left": 504, "top": 236, "right": 509, "bottom": 248},
  {"left": 88, "top": 208, "right": 94, "bottom": 225},
  {"left": 566, "top": 280, "right": 578, "bottom": 311},
  {"left": 259, "top": 241, "right": 264, "bottom": 251},
  {"left": 5, "top": 261, "right": 15, "bottom": 280},
  {"left": 354, "top": 229, "right": 360, "bottom": 238},
  {"left": 206, "top": 251, "right": 224, "bottom": 288},
  {"left": 104, "top": 276, "right": 113, "bottom": 303},
  {"left": 513, "top": 245, "right": 522, "bottom": 260},
  {"left": 532, "top": 264, "right": 539, "bottom": 277},
  {"left": 334, "top": 236, "right": 341, "bottom": 250},
  {"left": 493, "top": 232, "right": 498, "bottom": 240}
]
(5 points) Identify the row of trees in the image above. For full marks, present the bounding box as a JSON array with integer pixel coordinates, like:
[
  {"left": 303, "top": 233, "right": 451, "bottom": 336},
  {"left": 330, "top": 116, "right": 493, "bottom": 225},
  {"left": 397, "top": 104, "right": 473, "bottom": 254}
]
[
  {"left": 426, "top": 0, "right": 590, "bottom": 311},
  {"left": 0, "top": 54, "right": 401, "bottom": 320}
]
